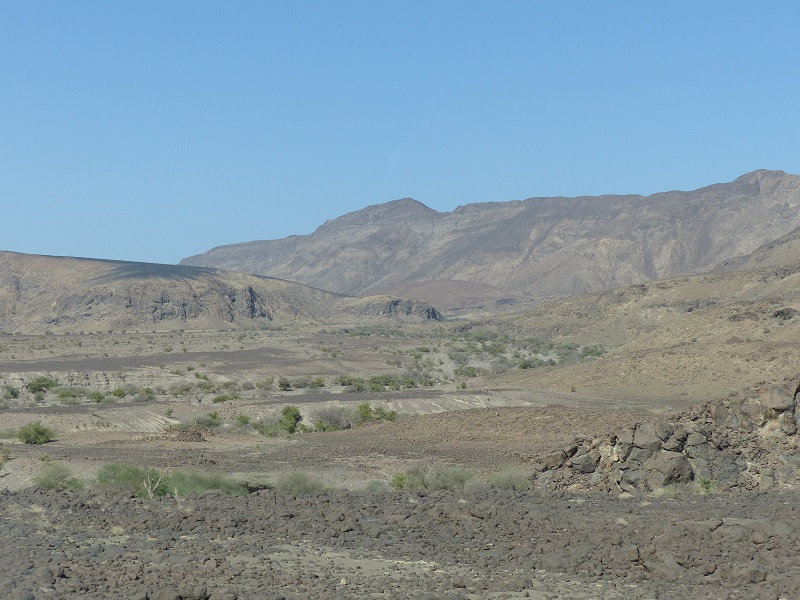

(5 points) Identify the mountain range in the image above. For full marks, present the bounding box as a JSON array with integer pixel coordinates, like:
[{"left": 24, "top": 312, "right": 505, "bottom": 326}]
[{"left": 181, "top": 170, "right": 800, "bottom": 310}]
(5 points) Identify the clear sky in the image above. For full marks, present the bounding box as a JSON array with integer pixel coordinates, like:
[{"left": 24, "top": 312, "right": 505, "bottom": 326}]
[{"left": 2, "top": 1, "right": 799, "bottom": 264}]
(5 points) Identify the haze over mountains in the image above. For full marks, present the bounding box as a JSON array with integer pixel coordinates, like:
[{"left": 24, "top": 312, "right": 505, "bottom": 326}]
[{"left": 182, "top": 170, "right": 800, "bottom": 310}]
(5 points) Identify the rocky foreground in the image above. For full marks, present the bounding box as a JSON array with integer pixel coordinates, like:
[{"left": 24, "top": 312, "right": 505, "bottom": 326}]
[{"left": 1, "top": 484, "right": 798, "bottom": 600}]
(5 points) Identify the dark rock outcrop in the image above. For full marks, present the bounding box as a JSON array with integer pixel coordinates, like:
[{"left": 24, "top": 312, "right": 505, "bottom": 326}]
[{"left": 534, "top": 381, "right": 800, "bottom": 494}]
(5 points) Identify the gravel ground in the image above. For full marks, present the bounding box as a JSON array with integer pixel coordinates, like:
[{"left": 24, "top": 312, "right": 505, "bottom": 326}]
[{"left": 1, "top": 485, "right": 798, "bottom": 600}]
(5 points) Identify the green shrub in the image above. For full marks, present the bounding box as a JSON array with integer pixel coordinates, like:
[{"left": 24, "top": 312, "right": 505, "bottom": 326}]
[
  {"left": 0, "top": 445, "right": 10, "bottom": 469},
  {"left": 192, "top": 413, "right": 222, "bottom": 429},
  {"left": 697, "top": 477, "right": 716, "bottom": 494},
  {"left": 390, "top": 472, "right": 424, "bottom": 491},
  {"left": 425, "top": 466, "right": 473, "bottom": 491},
  {"left": 18, "top": 421, "right": 54, "bottom": 445},
  {"left": 96, "top": 462, "right": 246, "bottom": 498},
  {"left": 357, "top": 402, "right": 373, "bottom": 423},
  {"left": 88, "top": 391, "right": 105, "bottom": 402},
  {"left": 391, "top": 464, "right": 473, "bottom": 491},
  {"left": 355, "top": 403, "right": 397, "bottom": 424},
  {"left": 313, "top": 406, "right": 351, "bottom": 431},
  {"left": 490, "top": 468, "right": 532, "bottom": 491},
  {"left": 255, "top": 377, "right": 274, "bottom": 389},
  {"left": 194, "top": 372, "right": 209, "bottom": 380},
  {"left": 133, "top": 391, "right": 155, "bottom": 402},
  {"left": 2, "top": 385, "right": 19, "bottom": 399},
  {"left": 453, "top": 366, "right": 478, "bottom": 378},
  {"left": 364, "top": 480, "right": 390, "bottom": 493},
  {"left": 212, "top": 392, "right": 238, "bottom": 403},
  {"left": 279, "top": 405, "right": 302, "bottom": 433},
  {"left": 27, "top": 376, "right": 58, "bottom": 393},
  {"left": 55, "top": 387, "right": 85, "bottom": 399},
  {"left": 35, "top": 462, "right": 84, "bottom": 492},
  {"left": 278, "top": 377, "right": 292, "bottom": 391},
  {"left": 518, "top": 357, "right": 548, "bottom": 369},
  {"left": 275, "top": 472, "right": 326, "bottom": 495},
  {"left": 111, "top": 387, "right": 127, "bottom": 398},
  {"left": 170, "top": 383, "right": 194, "bottom": 397},
  {"left": 581, "top": 345, "right": 606, "bottom": 358}
]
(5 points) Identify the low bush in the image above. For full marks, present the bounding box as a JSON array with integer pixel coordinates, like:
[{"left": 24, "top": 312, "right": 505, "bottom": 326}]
[
  {"left": 390, "top": 471, "right": 425, "bottom": 491},
  {"left": 96, "top": 462, "right": 247, "bottom": 498},
  {"left": 192, "top": 414, "right": 222, "bottom": 429},
  {"left": 27, "top": 376, "right": 58, "bottom": 393},
  {"left": 18, "top": 421, "right": 54, "bottom": 445},
  {"left": 390, "top": 463, "right": 473, "bottom": 491},
  {"left": 55, "top": 387, "right": 86, "bottom": 399},
  {"left": 255, "top": 377, "right": 274, "bottom": 389},
  {"left": 2, "top": 385, "right": 19, "bottom": 399},
  {"left": 363, "top": 480, "right": 390, "bottom": 493},
  {"left": 212, "top": 392, "right": 239, "bottom": 403},
  {"left": 279, "top": 405, "right": 302, "bottom": 433},
  {"left": 35, "top": 462, "right": 84, "bottom": 492},
  {"left": 453, "top": 366, "right": 479, "bottom": 378},
  {"left": 489, "top": 468, "right": 532, "bottom": 491},
  {"left": 274, "top": 472, "right": 326, "bottom": 495},
  {"left": 355, "top": 402, "right": 398, "bottom": 424},
  {"left": 170, "top": 383, "right": 194, "bottom": 397},
  {"left": 313, "top": 406, "right": 352, "bottom": 431}
]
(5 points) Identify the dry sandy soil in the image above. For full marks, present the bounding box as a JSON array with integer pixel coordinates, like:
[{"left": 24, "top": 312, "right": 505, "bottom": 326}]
[{"left": 1, "top": 326, "right": 798, "bottom": 599}]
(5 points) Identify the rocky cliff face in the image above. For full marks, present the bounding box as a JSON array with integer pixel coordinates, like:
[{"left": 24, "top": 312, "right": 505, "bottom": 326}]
[
  {"left": 0, "top": 252, "right": 442, "bottom": 333},
  {"left": 182, "top": 170, "right": 800, "bottom": 302}
]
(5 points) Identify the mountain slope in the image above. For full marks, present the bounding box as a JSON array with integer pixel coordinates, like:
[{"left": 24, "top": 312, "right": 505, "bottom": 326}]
[
  {"left": 182, "top": 170, "right": 800, "bottom": 302},
  {"left": 0, "top": 252, "right": 441, "bottom": 333}
]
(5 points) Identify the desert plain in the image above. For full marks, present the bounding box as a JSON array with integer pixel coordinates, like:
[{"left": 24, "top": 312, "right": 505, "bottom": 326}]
[{"left": 3, "top": 171, "right": 800, "bottom": 599}]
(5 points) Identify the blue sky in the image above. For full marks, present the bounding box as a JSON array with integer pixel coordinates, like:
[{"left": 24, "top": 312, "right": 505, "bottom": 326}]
[{"left": 2, "top": 1, "right": 799, "bottom": 264}]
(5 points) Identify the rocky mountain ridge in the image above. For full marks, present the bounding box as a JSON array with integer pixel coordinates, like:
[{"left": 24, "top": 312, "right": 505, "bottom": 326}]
[
  {"left": 0, "top": 252, "right": 441, "bottom": 333},
  {"left": 182, "top": 170, "right": 800, "bottom": 306}
]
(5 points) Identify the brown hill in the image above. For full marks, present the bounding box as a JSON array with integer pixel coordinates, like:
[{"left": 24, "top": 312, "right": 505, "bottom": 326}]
[
  {"left": 483, "top": 253, "right": 800, "bottom": 404},
  {"left": 0, "top": 252, "right": 441, "bottom": 333},
  {"left": 182, "top": 170, "right": 800, "bottom": 304}
]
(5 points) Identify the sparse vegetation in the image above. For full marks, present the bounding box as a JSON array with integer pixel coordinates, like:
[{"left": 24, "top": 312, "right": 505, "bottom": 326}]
[
  {"left": 390, "top": 464, "right": 473, "bottom": 491},
  {"left": 355, "top": 402, "right": 397, "bottom": 424},
  {"left": 212, "top": 392, "right": 239, "bottom": 403},
  {"left": 18, "top": 421, "right": 54, "bottom": 445},
  {"left": 279, "top": 405, "right": 302, "bottom": 433},
  {"left": 489, "top": 468, "right": 532, "bottom": 491},
  {"left": 96, "top": 462, "right": 247, "bottom": 497},
  {"left": 274, "top": 472, "right": 326, "bottom": 495},
  {"left": 27, "top": 376, "right": 58, "bottom": 393},
  {"left": 35, "top": 462, "right": 84, "bottom": 492}
]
